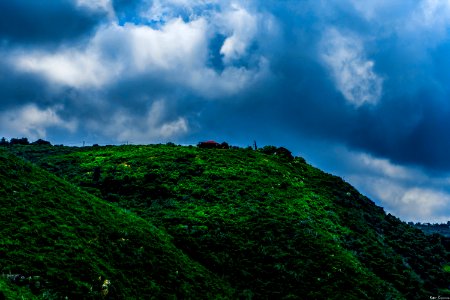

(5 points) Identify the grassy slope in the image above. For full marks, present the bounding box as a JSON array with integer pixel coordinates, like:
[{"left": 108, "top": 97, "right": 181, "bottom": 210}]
[
  {"left": 5, "top": 144, "right": 450, "bottom": 299},
  {"left": 0, "top": 148, "right": 234, "bottom": 299},
  {"left": 0, "top": 277, "right": 38, "bottom": 299}
]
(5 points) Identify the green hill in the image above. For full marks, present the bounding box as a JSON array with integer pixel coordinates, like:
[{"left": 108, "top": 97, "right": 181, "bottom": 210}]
[
  {"left": 0, "top": 148, "right": 234, "bottom": 299},
  {"left": 2, "top": 143, "right": 450, "bottom": 299}
]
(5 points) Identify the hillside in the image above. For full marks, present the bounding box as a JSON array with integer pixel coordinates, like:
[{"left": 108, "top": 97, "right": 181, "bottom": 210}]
[
  {"left": 412, "top": 223, "right": 450, "bottom": 238},
  {"left": 0, "top": 148, "right": 234, "bottom": 299},
  {"left": 2, "top": 143, "right": 450, "bottom": 299},
  {"left": 0, "top": 276, "right": 38, "bottom": 300}
]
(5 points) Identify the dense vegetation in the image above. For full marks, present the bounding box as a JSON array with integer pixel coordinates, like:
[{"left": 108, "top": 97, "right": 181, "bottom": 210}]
[
  {"left": 0, "top": 148, "right": 233, "bottom": 299},
  {"left": 2, "top": 141, "right": 450, "bottom": 298}
]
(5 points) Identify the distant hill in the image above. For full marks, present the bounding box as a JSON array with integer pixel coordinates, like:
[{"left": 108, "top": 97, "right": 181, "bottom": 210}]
[
  {"left": 411, "top": 222, "right": 450, "bottom": 238},
  {"left": 2, "top": 143, "right": 450, "bottom": 299}
]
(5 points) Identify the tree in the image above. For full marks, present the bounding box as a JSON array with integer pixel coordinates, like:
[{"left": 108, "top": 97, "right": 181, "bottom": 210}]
[
  {"left": 197, "top": 141, "right": 220, "bottom": 149},
  {"left": 0, "top": 137, "right": 8, "bottom": 146},
  {"left": 259, "top": 145, "right": 293, "bottom": 160},
  {"left": 259, "top": 145, "right": 277, "bottom": 155},
  {"left": 10, "top": 137, "right": 29, "bottom": 145},
  {"left": 276, "top": 147, "right": 294, "bottom": 160},
  {"left": 31, "top": 139, "right": 51, "bottom": 146},
  {"left": 93, "top": 167, "right": 101, "bottom": 182}
]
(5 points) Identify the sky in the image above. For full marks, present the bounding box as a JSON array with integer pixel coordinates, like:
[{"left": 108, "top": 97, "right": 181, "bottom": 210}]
[{"left": 1, "top": 0, "right": 450, "bottom": 222}]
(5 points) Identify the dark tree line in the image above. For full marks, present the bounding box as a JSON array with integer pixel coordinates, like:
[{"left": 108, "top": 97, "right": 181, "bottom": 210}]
[
  {"left": 0, "top": 137, "right": 51, "bottom": 146},
  {"left": 197, "top": 141, "right": 230, "bottom": 149},
  {"left": 258, "top": 145, "right": 294, "bottom": 160}
]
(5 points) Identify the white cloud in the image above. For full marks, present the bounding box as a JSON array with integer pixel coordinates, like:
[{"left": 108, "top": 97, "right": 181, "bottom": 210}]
[
  {"left": 186, "top": 56, "right": 270, "bottom": 98},
  {"left": 14, "top": 18, "right": 208, "bottom": 88},
  {"left": 126, "top": 18, "right": 208, "bottom": 71},
  {"left": 320, "top": 28, "right": 383, "bottom": 107},
  {"left": 75, "top": 0, "right": 115, "bottom": 19},
  {"left": 348, "top": 0, "right": 450, "bottom": 49},
  {"left": 143, "top": 0, "right": 217, "bottom": 23},
  {"left": 13, "top": 17, "right": 210, "bottom": 87},
  {"left": 328, "top": 146, "right": 450, "bottom": 222},
  {"left": 15, "top": 48, "right": 118, "bottom": 88},
  {"left": 348, "top": 0, "right": 414, "bottom": 22},
  {"left": 217, "top": 3, "right": 258, "bottom": 64},
  {"left": 355, "top": 153, "right": 423, "bottom": 181},
  {"left": 364, "top": 178, "right": 450, "bottom": 223},
  {"left": 415, "top": 0, "right": 450, "bottom": 30},
  {"left": 89, "top": 100, "right": 188, "bottom": 143},
  {"left": 12, "top": 12, "right": 268, "bottom": 97},
  {"left": 0, "top": 104, "right": 77, "bottom": 140}
]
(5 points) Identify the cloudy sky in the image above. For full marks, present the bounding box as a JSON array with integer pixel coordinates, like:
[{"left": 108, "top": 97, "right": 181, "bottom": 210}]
[{"left": 2, "top": 0, "right": 450, "bottom": 222}]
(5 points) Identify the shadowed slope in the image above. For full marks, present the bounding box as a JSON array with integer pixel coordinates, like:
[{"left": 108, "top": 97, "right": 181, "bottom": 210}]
[{"left": 0, "top": 148, "right": 234, "bottom": 298}]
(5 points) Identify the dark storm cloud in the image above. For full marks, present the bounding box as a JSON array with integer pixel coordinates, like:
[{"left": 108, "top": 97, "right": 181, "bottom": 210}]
[
  {"left": 3, "top": 0, "right": 450, "bottom": 220},
  {"left": 0, "top": 61, "right": 49, "bottom": 109},
  {"left": 221, "top": 0, "right": 450, "bottom": 173},
  {"left": 0, "top": 0, "right": 106, "bottom": 45}
]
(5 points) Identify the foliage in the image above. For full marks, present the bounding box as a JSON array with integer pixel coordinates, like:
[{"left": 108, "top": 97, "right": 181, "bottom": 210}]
[
  {"left": 31, "top": 139, "right": 52, "bottom": 146},
  {"left": 258, "top": 145, "right": 294, "bottom": 160},
  {"left": 9, "top": 137, "right": 29, "bottom": 145},
  {"left": 0, "top": 277, "right": 38, "bottom": 300},
  {"left": 3, "top": 143, "right": 450, "bottom": 298},
  {"left": 0, "top": 148, "right": 233, "bottom": 299},
  {"left": 0, "top": 137, "right": 8, "bottom": 146}
]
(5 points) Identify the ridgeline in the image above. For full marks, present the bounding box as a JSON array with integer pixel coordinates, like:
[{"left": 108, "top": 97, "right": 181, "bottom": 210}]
[{"left": 1, "top": 142, "right": 450, "bottom": 299}]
